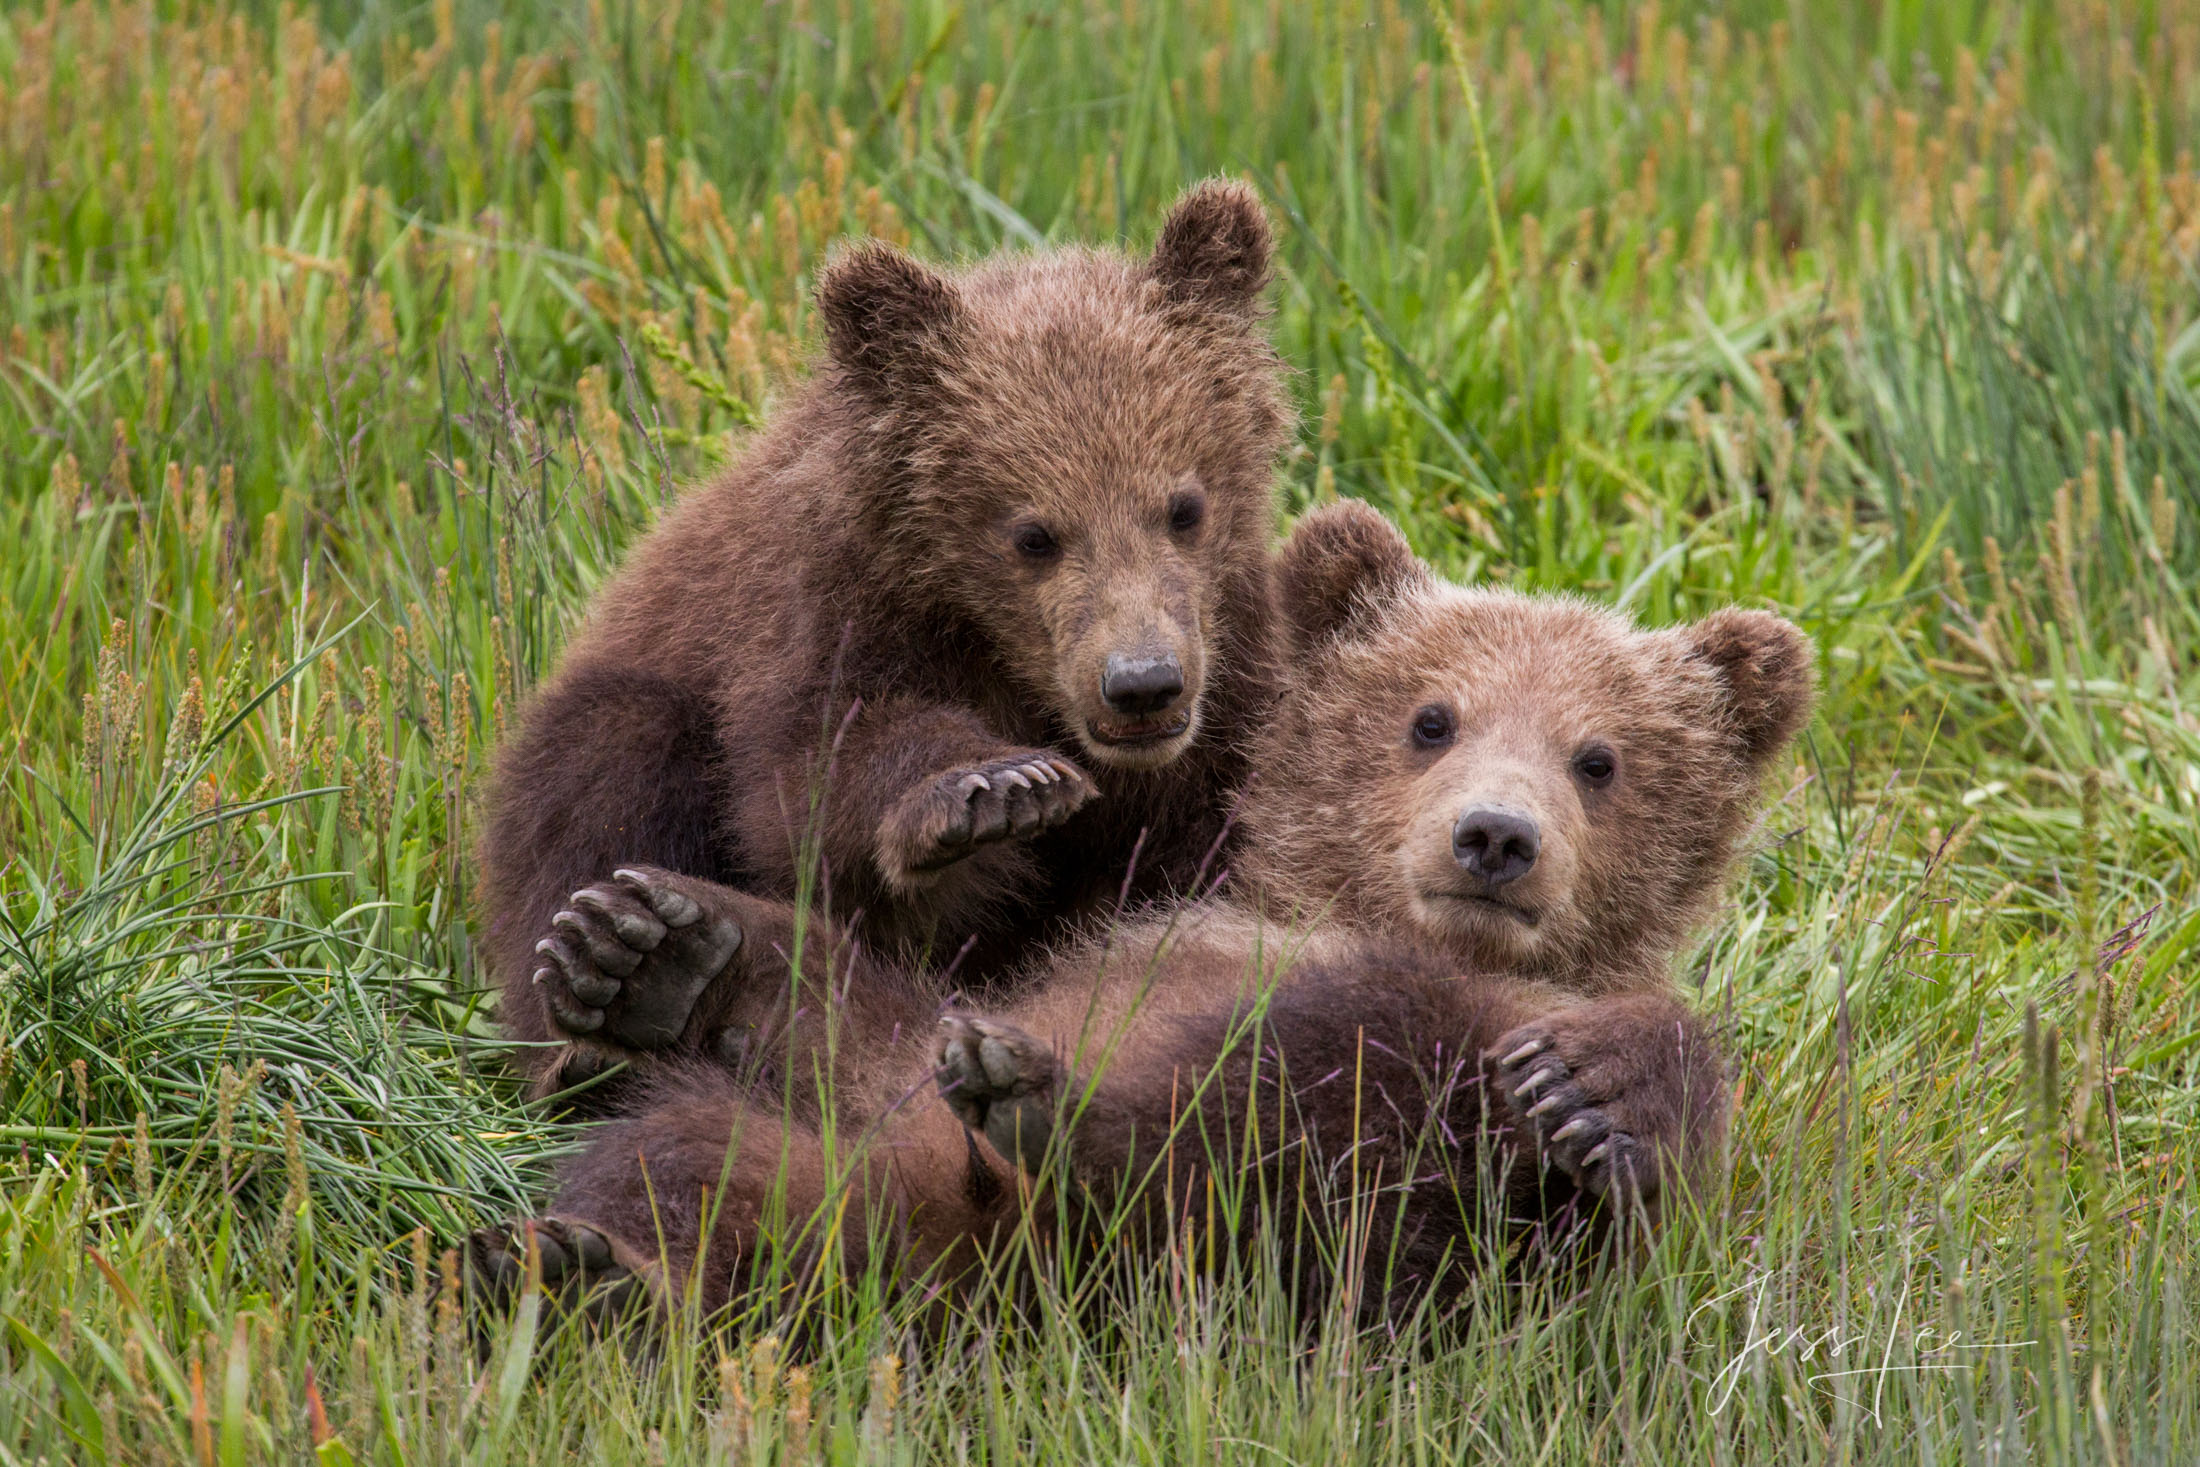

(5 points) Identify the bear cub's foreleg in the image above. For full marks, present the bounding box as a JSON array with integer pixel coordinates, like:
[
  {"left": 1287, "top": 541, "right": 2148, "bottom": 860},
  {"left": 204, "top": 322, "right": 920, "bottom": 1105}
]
[
  {"left": 877, "top": 752, "right": 1096, "bottom": 884},
  {"left": 933, "top": 982, "right": 1730, "bottom": 1233},
  {"left": 1489, "top": 994, "right": 1728, "bottom": 1219},
  {"left": 933, "top": 1013, "right": 1063, "bottom": 1174}
]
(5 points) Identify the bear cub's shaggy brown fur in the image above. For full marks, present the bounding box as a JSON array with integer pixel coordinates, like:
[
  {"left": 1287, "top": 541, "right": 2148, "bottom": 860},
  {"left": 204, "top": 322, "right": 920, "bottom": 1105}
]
[
  {"left": 481, "top": 182, "right": 1293, "bottom": 1097},
  {"left": 468, "top": 504, "right": 1817, "bottom": 1323}
]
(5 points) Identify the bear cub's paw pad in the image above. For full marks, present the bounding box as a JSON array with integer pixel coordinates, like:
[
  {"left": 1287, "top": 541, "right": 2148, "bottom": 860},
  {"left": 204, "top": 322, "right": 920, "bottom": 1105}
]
[
  {"left": 463, "top": 1217, "right": 645, "bottom": 1326},
  {"left": 935, "top": 1013, "right": 1060, "bottom": 1172},
  {"left": 1492, "top": 1029, "right": 1649, "bottom": 1202},
  {"left": 532, "top": 866, "right": 743, "bottom": 1049},
  {"left": 882, "top": 753, "right": 1096, "bottom": 880}
]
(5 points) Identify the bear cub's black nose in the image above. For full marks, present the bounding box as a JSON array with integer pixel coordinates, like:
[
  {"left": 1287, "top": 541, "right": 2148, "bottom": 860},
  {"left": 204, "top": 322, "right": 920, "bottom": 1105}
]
[
  {"left": 1453, "top": 807, "right": 1540, "bottom": 886},
  {"left": 1101, "top": 651, "right": 1185, "bottom": 717}
]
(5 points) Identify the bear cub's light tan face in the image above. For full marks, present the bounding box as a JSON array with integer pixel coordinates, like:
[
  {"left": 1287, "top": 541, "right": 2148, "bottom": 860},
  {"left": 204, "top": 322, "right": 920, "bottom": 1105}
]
[
  {"left": 1246, "top": 503, "right": 1815, "bottom": 988},
  {"left": 1377, "top": 590, "right": 1699, "bottom": 971}
]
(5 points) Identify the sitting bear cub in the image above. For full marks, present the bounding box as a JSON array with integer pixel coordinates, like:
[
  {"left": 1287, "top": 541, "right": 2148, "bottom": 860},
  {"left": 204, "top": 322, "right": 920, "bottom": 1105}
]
[
  {"left": 468, "top": 503, "right": 1815, "bottom": 1322},
  {"left": 482, "top": 181, "right": 1292, "bottom": 1099}
]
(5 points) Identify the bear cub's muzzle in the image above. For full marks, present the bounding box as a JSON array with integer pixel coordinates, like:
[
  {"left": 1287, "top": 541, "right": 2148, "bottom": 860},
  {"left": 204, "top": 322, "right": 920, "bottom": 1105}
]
[
  {"left": 1100, "top": 648, "right": 1186, "bottom": 716},
  {"left": 1086, "top": 644, "right": 1197, "bottom": 751},
  {"left": 1452, "top": 805, "right": 1540, "bottom": 887}
]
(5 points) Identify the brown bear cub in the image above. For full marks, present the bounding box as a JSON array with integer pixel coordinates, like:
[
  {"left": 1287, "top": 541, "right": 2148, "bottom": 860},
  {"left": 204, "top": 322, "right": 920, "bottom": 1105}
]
[
  {"left": 482, "top": 182, "right": 1292, "bottom": 1097},
  {"left": 467, "top": 504, "right": 1816, "bottom": 1323}
]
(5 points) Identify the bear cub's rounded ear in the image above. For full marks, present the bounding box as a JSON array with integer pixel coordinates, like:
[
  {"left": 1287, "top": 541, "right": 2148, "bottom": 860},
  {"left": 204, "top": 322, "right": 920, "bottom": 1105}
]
[
  {"left": 1148, "top": 179, "right": 1273, "bottom": 315},
  {"left": 1685, "top": 607, "right": 1817, "bottom": 765},
  {"left": 817, "top": 241, "right": 964, "bottom": 399},
  {"left": 1276, "top": 500, "right": 1424, "bottom": 653}
]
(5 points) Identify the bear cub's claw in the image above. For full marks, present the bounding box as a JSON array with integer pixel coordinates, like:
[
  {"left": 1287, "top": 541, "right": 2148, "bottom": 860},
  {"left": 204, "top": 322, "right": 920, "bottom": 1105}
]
[
  {"left": 463, "top": 1216, "right": 646, "bottom": 1328},
  {"left": 882, "top": 752, "right": 1097, "bottom": 882},
  {"left": 532, "top": 866, "right": 743, "bottom": 1050},
  {"left": 935, "top": 1013, "right": 1060, "bottom": 1173},
  {"left": 1491, "top": 1021, "right": 1652, "bottom": 1203}
]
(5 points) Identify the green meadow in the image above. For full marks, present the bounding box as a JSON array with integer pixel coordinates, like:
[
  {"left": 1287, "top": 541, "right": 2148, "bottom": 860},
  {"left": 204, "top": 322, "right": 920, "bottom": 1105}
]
[{"left": 2, "top": 0, "right": 2197, "bottom": 1459}]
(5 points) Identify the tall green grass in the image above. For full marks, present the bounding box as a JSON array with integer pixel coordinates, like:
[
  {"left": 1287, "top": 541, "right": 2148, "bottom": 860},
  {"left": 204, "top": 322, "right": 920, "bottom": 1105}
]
[{"left": 2, "top": 0, "right": 2197, "bottom": 1460}]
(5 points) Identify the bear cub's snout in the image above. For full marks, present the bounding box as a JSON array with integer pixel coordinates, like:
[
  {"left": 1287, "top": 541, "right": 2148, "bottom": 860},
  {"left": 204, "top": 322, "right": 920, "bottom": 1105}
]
[
  {"left": 1451, "top": 806, "right": 1541, "bottom": 887},
  {"left": 1099, "top": 648, "right": 1186, "bottom": 719}
]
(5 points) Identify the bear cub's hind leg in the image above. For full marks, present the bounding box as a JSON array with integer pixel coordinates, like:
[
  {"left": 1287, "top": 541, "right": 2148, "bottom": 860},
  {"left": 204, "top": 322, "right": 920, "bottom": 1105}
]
[
  {"left": 463, "top": 1215, "right": 650, "bottom": 1329},
  {"left": 532, "top": 866, "right": 745, "bottom": 1048}
]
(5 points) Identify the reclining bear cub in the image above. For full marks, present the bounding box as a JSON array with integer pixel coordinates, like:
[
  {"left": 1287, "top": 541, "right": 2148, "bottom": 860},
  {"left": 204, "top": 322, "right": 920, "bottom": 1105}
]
[{"left": 468, "top": 502, "right": 1815, "bottom": 1322}]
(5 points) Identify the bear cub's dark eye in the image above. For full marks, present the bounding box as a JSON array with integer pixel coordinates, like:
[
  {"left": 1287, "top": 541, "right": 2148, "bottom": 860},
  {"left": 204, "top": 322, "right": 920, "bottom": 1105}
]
[
  {"left": 1573, "top": 745, "right": 1618, "bottom": 787},
  {"left": 1012, "top": 522, "right": 1060, "bottom": 560},
  {"left": 1410, "top": 704, "right": 1456, "bottom": 750},
  {"left": 1167, "top": 490, "right": 1207, "bottom": 535}
]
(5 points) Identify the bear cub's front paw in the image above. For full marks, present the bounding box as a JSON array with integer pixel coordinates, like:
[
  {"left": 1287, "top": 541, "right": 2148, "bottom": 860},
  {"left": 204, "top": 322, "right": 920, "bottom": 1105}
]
[
  {"left": 1490, "top": 1002, "right": 1721, "bottom": 1210},
  {"left": 532, "top": 866, "right": 744, "bottom": 1050},
  {"left": 879, "top": 752, "right": 1096, "bottom": 883},
  {"left": 935, "top": 1013, "right": 1060, "bottom": 1173}
]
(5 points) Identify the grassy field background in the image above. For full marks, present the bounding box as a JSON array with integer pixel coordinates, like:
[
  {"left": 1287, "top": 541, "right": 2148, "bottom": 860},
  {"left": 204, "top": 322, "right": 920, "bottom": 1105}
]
[{"left": 2, "top": 0, "right": 2197, "bottom": 1460}]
